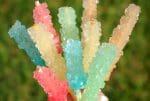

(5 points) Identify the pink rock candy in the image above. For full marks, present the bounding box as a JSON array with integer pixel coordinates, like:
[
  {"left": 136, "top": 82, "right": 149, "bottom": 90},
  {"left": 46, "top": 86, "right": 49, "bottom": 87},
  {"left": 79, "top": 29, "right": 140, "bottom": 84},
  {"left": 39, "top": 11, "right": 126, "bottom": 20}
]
[
  {"left": 33, "top": 66, "right": 68, "bottom": 101},
  {"left": 33, "top": 2, "right": 63, "bottom": 54}
]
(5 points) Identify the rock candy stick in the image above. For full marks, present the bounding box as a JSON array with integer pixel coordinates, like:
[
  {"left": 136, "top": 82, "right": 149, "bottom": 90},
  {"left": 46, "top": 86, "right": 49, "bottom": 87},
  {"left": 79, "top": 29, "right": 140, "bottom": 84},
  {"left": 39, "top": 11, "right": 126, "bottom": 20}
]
[
  {"left": 106, "top": 4, "right": 141, "bottom": 81},
  {"left": 81, "top": 0, "right": 102, "bottom": 72},
  {"left": 28, "top": 24, "right": 66, "bottom": 80},
  {"left": 63, "top": 39, "right": 87, "bottom": 90},
  {"left": 80, "top": 43, "right": 117, "bottom": 101},
  {"left": 82, "top": 20, "right": 102, "bottom": 72},
  {"left": 58, "top": 7, "right": 87, "bottom": 90},
  {"left": 58, "top": 7, "right": 80, "bottom": 43},
  {"left": 33, "top": 1, "right": 62, "bottom": 54},
  {"left": 34, "top": 66, "right": 68, "bottom": 101},
  {"left": 82, "top": 0, "right": 98, "bottom": 23},
  {"left": 8, "top": 20, "right": 45, "bottom": 66}
]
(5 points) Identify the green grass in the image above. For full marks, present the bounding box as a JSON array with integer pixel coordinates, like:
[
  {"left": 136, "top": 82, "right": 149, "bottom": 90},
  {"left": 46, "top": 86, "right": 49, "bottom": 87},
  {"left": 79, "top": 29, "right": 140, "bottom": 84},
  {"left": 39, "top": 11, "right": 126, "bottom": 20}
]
[{"left": 0, "top": 0, "right": 149, "bottom": 101}]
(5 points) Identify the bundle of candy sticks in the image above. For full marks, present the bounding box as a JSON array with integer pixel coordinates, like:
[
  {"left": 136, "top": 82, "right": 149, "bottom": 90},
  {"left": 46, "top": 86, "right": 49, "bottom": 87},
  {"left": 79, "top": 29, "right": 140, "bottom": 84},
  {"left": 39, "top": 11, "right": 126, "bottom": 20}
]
[{"left": 8, "top": 0, "right": 140, "bottom": 101}]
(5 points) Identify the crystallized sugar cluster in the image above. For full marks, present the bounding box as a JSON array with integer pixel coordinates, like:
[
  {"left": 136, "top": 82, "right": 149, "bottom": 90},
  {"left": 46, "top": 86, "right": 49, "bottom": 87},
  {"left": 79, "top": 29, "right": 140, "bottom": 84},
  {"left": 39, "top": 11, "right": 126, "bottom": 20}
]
[
  {"left": 28, "top": 24, "right": 66, "bottom": 80},
  {"left": 8, "top": 21, "right": 45, "bottom": 66},
  {"left": 106, "top": 4, "right": 141, "bottom": 81},
  {"left": 82, "top": 20, "right": 102, "bottom": 73},
  {"left": 81, "top": 43, "right": 117, "bottom": 101},
  {"left": 33, "top": 2, "right": 62, "bottom": 54},
  {"left": 58, "top": 7, "right": 87, "bottom": 90},
  {"left": 8, "top": 0, "right": 140, "bottom": 101},
  {"left": 63, "top": 39, "right": 87, "bottom": 90},
  {"left": 81, "top": 0, "right": 102, "bottom": 73},
  {"left": 34, "top": 66, "right": 68, "bottom": 101},
  {"left": 58, "top": 7, "right": 80, "bottom": 43}
]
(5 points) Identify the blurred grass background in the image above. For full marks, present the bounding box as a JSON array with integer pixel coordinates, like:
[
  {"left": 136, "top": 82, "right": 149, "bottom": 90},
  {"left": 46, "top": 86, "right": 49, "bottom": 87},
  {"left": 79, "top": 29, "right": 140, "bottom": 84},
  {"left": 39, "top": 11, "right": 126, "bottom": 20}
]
[{"left": 0, "top": 0, "right": 149, "bottom": 101}]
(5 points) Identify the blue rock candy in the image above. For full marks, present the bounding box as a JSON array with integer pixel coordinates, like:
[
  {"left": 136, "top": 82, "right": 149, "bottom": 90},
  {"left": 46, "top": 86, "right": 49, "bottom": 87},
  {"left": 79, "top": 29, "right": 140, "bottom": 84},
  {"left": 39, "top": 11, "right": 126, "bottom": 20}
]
[
  {"left": 63, "top": 39, "right": 87, "bottom": 90},
  {"left": 58, "top": 7, "right": 87, "bottom": 90},
  {"left": 8, "top": 20, "right": 45, "bottom": 66}
]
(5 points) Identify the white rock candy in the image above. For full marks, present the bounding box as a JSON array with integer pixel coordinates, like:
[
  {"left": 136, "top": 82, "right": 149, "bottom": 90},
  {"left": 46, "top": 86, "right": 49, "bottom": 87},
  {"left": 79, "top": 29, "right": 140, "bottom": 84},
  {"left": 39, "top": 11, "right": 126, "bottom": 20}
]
[
  {"left": 82, "top": 0, "right": 102, "bottom": 73},
  {"left": 28, "top": 24, "right": 66, "bottom": 80}
]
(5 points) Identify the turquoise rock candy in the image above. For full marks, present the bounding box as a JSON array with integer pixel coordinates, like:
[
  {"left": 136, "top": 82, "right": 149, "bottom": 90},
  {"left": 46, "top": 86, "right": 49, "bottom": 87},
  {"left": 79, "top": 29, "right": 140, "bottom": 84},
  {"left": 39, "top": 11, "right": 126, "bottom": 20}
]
[
  {"left": 63, "top": 39, "right": 87, "bottom": 90},
  {"left": 58, "top": 7, "right": 87, "bottom": 90},
  {"left": 80, "top": 43, "right": 117, "bottom": 101},
  {"left": 8, "top": 20, "right": 45, "bottom": 66}
]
